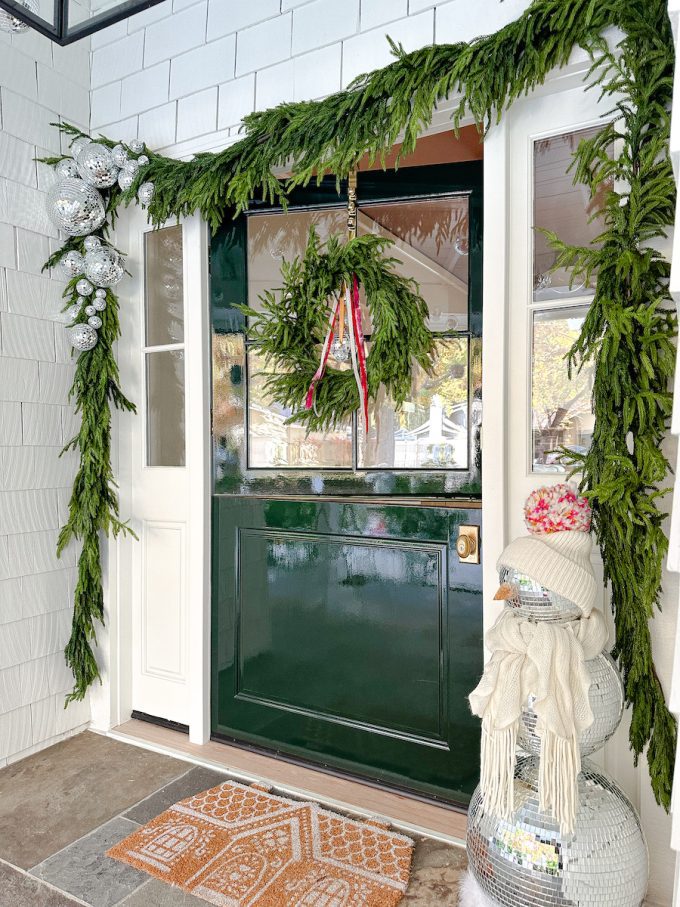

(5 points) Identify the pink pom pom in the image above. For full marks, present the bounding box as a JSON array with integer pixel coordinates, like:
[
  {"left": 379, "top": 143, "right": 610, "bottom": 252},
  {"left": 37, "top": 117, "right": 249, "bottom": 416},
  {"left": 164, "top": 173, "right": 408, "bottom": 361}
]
[{"left": 524, "top": 483, "right": 591, "bottom": 534}]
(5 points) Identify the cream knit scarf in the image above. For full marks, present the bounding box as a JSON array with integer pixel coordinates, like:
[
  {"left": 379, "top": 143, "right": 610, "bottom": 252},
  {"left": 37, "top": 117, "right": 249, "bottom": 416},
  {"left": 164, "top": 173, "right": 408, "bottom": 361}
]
[{"left": 469, "top": 608, "right": 608, "bottom": 833}]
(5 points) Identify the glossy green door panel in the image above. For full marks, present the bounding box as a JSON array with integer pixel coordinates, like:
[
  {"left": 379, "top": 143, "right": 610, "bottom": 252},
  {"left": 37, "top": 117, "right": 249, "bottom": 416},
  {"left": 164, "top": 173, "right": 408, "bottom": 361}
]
[{"left": 212, "top": 497, "right": 482, "bottom": 804}]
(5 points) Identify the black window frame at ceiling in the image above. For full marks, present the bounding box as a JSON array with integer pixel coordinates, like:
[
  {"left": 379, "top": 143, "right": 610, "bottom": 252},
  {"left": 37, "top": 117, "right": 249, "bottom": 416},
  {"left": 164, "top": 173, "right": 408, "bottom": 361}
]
[{"left": 0, "top": 0, "right": 166, "bottom": 45}]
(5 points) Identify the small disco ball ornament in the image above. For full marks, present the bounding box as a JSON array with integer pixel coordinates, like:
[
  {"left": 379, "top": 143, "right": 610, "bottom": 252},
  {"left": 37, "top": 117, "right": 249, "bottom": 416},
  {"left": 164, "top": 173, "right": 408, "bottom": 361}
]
[
  {"left": 467, "top": 756, "right": 648, "bottom": 907},
  {"left": 88, "top": 315, "right": 103, "bottom": 329},
  {"left": 70, "top": 136, "right": 92, "bottom": 159},
  {"left": 112, "top": 144, "right": 128, "bottom": 168},
  {"left": 55, "top": 158, "right": 79, "bottom": 180},
  {"left": 137, "top": 182, "right": 155, "bottom": 206},
  {"left": 129, "top": 139, "right": 145, "bottom": 154},
  {"left": 47, "top": 178, "right": 106, "bottom": 237},
  {"left": 0, "top": 0, "right": 39, "bottom": 33},
  {"left": 76, "top": 296, "right": 90, "bottom": 308},
  {"left": 85, "top": 305, "right": 97, "bottom": 317},
  {"left": 76, "top": 278, "right": 93, "bottom": 297},
  {"left": 58, "top": 250, "right": 85, "bottom": 279},
  {"left": 85, "top": 247, "right": 124, "bottom": 288},
  {"left": 499, "top": 565, "right": 582, "bottom": 622},
  {"left": 68, "top": 323, "right": 98, "bottom": 353},
  {"left": 83, "top": 236, "right": 102, "bottom": 253},
  {"left": 75, "top": 142, "right": 119, "bottom": 189},
  {"left": 64, "top": 304, "right": 81, "bottom": 325},
  {"left": 518, "top": 653, "right": 624, "bottom": 757},
  {"left": 124, "top": 158, "right": 140, "bottom": 175},
  {"left": 331, "top": 336, "right": 351, "bottom": 363},
  {"left": 94, "top": 288, "right": 107, "bottom": 298},
  {"left": 137, "top": 154, "right": 149, "bottom": 167},
  {"left": 93, "top": 296, "right": 107, "bottom": 312},
  {"left": 118, "top": 170, "right": 134, "bottom": 191}
]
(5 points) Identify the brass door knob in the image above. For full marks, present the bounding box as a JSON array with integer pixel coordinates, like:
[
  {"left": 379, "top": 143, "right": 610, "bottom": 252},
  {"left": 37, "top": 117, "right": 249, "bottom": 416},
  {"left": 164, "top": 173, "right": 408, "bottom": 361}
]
[
  {"left": 456, "top": 535, "right": 476, "bottom": 559},
  {"left": 457, "top": 525, "right": 480, "bottom": 563}
]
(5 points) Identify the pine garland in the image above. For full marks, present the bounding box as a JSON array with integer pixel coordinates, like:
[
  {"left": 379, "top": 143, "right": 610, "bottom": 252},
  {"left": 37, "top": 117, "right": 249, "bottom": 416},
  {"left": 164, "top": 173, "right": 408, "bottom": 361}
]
[
  {"left": 44, "top": 0, "right": 677, "bottom": 805},
  {"left": 239, "top": 229, "right": 435, "bottom": 431},
  {"left": 544, "top": 3, "right": 677, "bottom": 808}
]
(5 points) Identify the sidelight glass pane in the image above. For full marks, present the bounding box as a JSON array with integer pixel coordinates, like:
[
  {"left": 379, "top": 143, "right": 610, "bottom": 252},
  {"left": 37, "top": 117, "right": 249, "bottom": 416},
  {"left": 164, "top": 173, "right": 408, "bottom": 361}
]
[
  {"left": 146, "top": 350, "right": 186, "bottom": 467},
  {"left": 246, "top": 350, "right": 353, "bottom": 469},
  {"left": 144, "top": 225, "right": 184, "bottom": 346},
  {"left": 534, "top": 126, "right": 611, "bottom": 302},
  {"left": 358, "top": 339, "right": 469, "bottom": 470},
  {"left": 359, "top": 197, "right": 470, "bottom": 332},
  {"left": 531, "top": 306, "right": 594, "bottom": 473}
]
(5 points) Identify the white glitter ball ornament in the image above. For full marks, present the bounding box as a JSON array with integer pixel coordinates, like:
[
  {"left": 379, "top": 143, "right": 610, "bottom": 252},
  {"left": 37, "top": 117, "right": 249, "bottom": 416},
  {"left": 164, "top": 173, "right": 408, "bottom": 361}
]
[
  {"left": 68, "top": 323, "right": 98, "bottom": 352},
  {"left": 75, "top": 296, "right": 89, "bottom": 308},
  {"left": 466, "top": 756, "right": 648, "bottom": 907},
  {"left": 75, "top": 142, "right": 119, "bottom": 189},
  {"left": 55, "top": 158, "right": 78, "bottom": 180},
  {"left": 0, "top": 0, "right": 39, "bottom": 33},
  {"left": 88, "top": 315, "right": 103, "bottom": 329},
  {"left": 129, "top": 139, "right": 145, "bottom": 154},
  {"left": 124, "top": 159, "right": 140, "bottom": 175},
  {"left": 137, "top": 182, "right": 155, "bottom": 206},
  {"left": 47, "top": 178, "right": 106, "bottom": 237},
  {"left": 93, "top": 297, "right": 107, "bottom": 312},
  {"left": 58, "top": 250, "right": 85, "bottom": 279},
  {"left": 138, "top": 154, "right": 149, "bottom": 167},
  {"left": 85, "top": 305, "right": 97, "bottom": 317},
  {"left": 70, "top": 137, "right": 92, "bottom": 159},
  {"left": 83, "top": 236, "right": 102, "bottom": 253},
  {"left": 85, "top": 247, "right": 124, "bottom": 288},
  {"left": 112, "top": 144, "right": 128, "bottom": 167},
  {"left": 64, "top": 304, "right": 81, "bottom": 324},
  {"left": 76, "top": 278, "right": 93, "bottom": 297}
]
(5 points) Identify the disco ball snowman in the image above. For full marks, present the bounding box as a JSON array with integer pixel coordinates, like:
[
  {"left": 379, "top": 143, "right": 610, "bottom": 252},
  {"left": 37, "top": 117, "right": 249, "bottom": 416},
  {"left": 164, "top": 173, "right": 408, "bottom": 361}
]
[{"left": 466, "top": 485, "right": 648, "bottom": 907}]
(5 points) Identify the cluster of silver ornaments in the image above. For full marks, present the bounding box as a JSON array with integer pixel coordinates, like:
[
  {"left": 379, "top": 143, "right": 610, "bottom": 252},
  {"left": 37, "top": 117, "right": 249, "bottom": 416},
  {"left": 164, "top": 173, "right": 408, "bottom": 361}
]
[
  {"left": 467, "top": 564, "right": 648, "bottom": 906},
  {"left": 47, "top": 134, "right": 152, "bottom": 354}
]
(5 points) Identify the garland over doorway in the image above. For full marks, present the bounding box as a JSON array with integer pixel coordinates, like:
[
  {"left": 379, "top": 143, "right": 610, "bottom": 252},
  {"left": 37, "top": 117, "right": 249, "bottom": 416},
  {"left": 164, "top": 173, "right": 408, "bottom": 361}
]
[{"left": 41, "top": 0, "right": 676, "bottom": 809}]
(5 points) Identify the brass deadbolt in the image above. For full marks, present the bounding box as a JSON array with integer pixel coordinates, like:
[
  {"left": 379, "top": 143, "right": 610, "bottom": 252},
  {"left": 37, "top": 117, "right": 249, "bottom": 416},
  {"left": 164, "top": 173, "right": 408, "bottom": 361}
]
[{"left": 457, "top": 525, "right": 480, "bottom": 564}]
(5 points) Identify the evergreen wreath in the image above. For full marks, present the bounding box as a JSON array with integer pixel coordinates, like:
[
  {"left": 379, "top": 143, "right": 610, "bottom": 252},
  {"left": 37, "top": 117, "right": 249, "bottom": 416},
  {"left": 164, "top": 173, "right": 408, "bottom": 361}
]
[
  {"left": 239, "top": 229, "right": 435, "bottom": 432},
  {"left": 42, "top": 0, "right": 677, "bottom": 809}
]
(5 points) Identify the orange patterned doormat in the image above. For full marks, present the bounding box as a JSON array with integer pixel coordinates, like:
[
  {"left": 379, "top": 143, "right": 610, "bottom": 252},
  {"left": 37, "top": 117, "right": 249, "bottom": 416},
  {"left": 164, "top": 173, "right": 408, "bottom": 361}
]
[{"left": 108, "top": 779, "right": 414, "bottom": 906}]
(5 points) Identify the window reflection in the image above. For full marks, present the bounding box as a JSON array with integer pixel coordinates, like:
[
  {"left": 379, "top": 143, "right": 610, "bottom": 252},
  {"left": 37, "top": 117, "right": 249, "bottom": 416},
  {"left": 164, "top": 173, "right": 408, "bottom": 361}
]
[
  {"left": 146, "top": 350, "right": 186, "bottom": 468},
  {"left": 531, "top": 307, "right": 594, "bottom": 473},
  {"left": 534, "top": 127, "right": 611, "bottom": 301},
  {"left": 359, "top": 339, "right": 469, "bottom": 470},
  {"left": 144, "top": 225, "right": 184, "bottom": 346}
]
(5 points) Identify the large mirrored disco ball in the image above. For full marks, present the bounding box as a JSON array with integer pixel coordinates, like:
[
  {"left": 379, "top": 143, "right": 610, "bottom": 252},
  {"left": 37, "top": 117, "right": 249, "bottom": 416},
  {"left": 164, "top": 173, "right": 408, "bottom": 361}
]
[
  {"left": 75, "top": 142, "right": 119, "bottom": 189},
  {"left": 85, "top": 247, "right": 125, "bottom": 288},
  {"left": 518, "top": 653, "right": 624, "bottom": 757},
  {"left": 499, "top": 565, "right": 582, "bottom": 622},
  {"left": 47, "top": 178, "right": 106, "bottom": 237},
  {"left": 466, "top": 756, "right": 648, "bottom": 907}
]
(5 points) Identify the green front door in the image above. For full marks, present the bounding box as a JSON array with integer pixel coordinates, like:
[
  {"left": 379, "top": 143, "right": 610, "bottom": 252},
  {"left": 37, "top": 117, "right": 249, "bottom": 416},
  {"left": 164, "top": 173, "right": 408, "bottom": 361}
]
[{"left": 210, "top": 163, "right": 483, "bottom": 806}]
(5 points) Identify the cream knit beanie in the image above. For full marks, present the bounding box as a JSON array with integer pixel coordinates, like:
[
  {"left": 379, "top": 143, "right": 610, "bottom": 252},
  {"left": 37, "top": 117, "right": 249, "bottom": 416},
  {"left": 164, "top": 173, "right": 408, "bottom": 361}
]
[{"left": 497, "top": 484, "right": 597, "bottom": 616}]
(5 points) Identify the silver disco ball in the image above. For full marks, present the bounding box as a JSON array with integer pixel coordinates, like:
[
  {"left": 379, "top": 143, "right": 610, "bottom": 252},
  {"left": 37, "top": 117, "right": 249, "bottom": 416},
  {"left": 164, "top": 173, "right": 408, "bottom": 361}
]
[
  {"left": 518, "top": 653, "right": 624, "bottom": 757},
  {"left": 75, "top": 142, "right": 119, "bottom": 189},
  {"left": 467, "top": 757, "right": 648, "bottom": 907},
  {"left": 85, "top": 247, "right": 124, "bottom": 288},
  {"left": 55, "top": 158, "right": 79, "bottom": 180},
  {"left": 68, "top": 323, "right": 98, "bottom": 352},
  {"left": 47, "top": 178, "right": 106, "bottom": 237},
  {"left": 58, "top": 250, "right": 85, "bottom": 279},
  {"left": 0, "top": 0, "right": 38, "bottom": 33},
  {"left": 499, "top": 565, "right": 582, "bottom": 622}
]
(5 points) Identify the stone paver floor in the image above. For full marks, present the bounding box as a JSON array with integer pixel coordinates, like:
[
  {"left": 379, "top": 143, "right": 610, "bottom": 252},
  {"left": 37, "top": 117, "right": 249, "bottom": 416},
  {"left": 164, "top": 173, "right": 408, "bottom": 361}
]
[{"left": 0, "top": 731, "right": 467, "bottom": 906}]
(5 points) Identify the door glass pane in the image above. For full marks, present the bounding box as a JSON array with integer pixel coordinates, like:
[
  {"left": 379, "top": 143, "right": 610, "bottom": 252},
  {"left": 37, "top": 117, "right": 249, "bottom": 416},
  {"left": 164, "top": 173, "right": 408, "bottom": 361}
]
[
  {"left": 246, "top": 350, "right": 353, "bottom": 469},
  {"left": 359, "top": 197, "right": 469, "bottom": 332},
  {"left": 146, "top": 350, "right": 186, "bottom": 467},
  {"left": 531, "top": 306, "right": 594, "bottom": 472},
  {"left": 534, "top": 126, "right": 611, "bottom": 301},
  {"left": 358, "top": 339, "right": 468, "bottom": 470},
  {"left": 144, "top": 225, "right": 184, "bottom": 346},
  {"left": 247, "top": 208, "right": 346, "bottom": 313}
]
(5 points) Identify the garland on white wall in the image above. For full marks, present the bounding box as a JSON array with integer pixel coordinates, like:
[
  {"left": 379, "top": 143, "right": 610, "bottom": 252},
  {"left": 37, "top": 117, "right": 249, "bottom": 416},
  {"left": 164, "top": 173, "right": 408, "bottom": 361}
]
[{"left": 41, "top": 0, "right": 677, "bottom": 808}]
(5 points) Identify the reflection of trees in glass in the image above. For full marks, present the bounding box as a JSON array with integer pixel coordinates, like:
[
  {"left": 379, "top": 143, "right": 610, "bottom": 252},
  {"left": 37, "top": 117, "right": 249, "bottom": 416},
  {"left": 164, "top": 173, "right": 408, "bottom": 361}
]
[{"left": 532, "top": 312, "right": 593, "bottom": 466}]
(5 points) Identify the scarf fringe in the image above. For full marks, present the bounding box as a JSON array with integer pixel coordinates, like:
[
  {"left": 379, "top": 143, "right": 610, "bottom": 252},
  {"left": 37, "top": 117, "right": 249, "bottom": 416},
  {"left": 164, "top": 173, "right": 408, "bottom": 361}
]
[
  {"left": 479, "top": 723, "right": 517, "bottom": 819},
  {"left": 539, "top": 730, "right": 581, "bottom": 835}
]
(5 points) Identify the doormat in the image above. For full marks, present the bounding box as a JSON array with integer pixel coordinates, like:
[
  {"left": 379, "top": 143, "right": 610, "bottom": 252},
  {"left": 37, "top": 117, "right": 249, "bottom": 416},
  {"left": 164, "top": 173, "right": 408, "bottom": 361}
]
[{"left": 107, "top": 779, "right": 414, "bottom": 906}]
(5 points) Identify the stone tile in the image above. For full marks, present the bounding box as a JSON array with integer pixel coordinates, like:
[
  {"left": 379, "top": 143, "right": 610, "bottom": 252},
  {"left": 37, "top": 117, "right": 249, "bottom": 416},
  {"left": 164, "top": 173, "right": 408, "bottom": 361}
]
[
  {"left": 403, "top": 836, "right": 468, "bottom": 904},
  {"left": 0, "top": 861, "right": 83, "bottom": 906},
  {"left": 123, "top": 765, "right": 227, "bottom": 824},
  {"left": 31, "top": 816, "right": 147, "bottom": 907},
  {"left": 121, "top": 878, "right": 208, "bottom": 905},
  {"left": 0, "top": 731, "right": 186, "bottom": 869}
]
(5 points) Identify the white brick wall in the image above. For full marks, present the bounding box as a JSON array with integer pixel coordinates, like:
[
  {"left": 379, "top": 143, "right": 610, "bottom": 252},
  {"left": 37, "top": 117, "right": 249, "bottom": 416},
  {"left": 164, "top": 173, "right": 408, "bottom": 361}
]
[{"left": 0, "top": 25, "right": 90, "bottom": 766}]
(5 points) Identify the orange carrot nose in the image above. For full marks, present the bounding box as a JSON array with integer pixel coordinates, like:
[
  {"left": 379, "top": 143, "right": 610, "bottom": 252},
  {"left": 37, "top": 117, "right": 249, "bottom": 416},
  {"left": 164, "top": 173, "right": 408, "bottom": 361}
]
[{"left": 494, "top": 582, "right": 519, "bottom": 601}]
